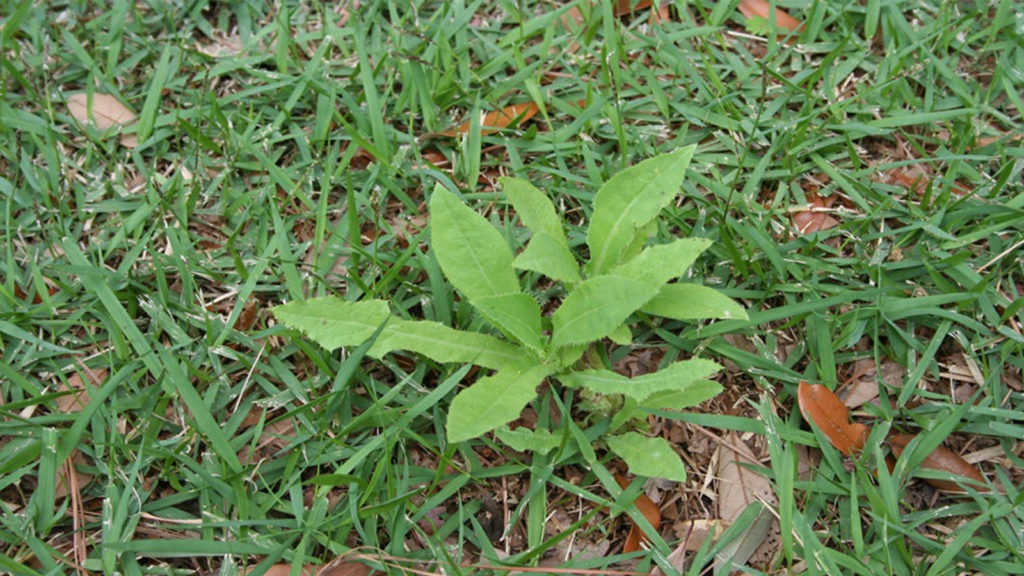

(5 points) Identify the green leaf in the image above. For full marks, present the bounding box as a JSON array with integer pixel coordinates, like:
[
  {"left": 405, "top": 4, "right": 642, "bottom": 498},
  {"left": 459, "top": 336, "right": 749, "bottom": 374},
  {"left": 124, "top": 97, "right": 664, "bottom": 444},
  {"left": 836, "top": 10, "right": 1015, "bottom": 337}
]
[
  {"left": 611, "top": 237, "right": 712, "bottom": 288},
  {"left": 555, "top": 343, "right": 588, "bottom": 370},
  {"left": 495, "top": 426, "right": 561, "bottom": 455},
  {"left": 608, "top": 324, "right": 632, "bottom": 345},
  {"left": 447, "top": 361, "right": 554, "bottom": 443},
  {"left": 272, "top": 297, "right": 390, "bottom": 351},
  {"left": 513, "top": 232, "right": 582, "bottom": 284},
  {"left": 641, "top": 283, "right": 749, "bottom": 321},
  {"left": 585, "top": 146, "right": 696, "bottom": 275},
  {"left": 558, "top": 359, "right": 722, "bottom": 403},
  {"left": 472, "top": 292, "right": 545, "bottom": 352},
  {"left": 606, "top": 432, "right": 688, "bottom": 482},
  {"left": 550, "top": 275, "right": 658, "bottom": 347},
  {"left": 370, "top": 318, "right": 522, "bottom": 370},
  {"left": 640, "top": 379, "right": 724, "bottom": 410},
  {"left": 500, "top": 177, "right": 567, "bottom": 242},
  {"left": 619, "top": 219, "right": 658, "bottom": 265},
  {"left": 430, "top": 184, "right": 519, "bottom": 301}
]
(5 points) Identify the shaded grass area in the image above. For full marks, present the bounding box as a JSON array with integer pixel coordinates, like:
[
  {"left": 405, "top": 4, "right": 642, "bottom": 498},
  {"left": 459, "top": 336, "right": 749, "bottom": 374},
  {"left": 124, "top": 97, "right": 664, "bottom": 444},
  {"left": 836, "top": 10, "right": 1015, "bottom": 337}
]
[{"left": 1, "top": 0, "right": 1022, "bottom": 574}]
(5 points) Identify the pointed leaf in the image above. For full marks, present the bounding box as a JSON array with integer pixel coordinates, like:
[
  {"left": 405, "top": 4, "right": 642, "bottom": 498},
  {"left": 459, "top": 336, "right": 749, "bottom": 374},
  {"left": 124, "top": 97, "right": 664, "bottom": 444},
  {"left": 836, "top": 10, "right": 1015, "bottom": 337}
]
[
  {"left": 642, "top": 283, "right": 749, "bottom": 321},
  {"left": 430, "top": 184, "right": 519, "bottom": 301},
  {"left": 472, "top": 293, "right": 544, "bottom": 351},
  {"left": 370, "top": 319, "right": 521, "bottom": 370},
  {"left": 797, "top": 381, "right": 869, "bottom": 456},
  {"left": 608, "top": 324, "right": 632, "bottom": 345},
  {"left": 446, "top": 361, "right": 554, "bottom": 443},
  {"left": 889, "top": 433, "right": 987, "bottom": 492},
  {"left": 611, "top": 237, "right": 712, "bottom": 288},
  {"left": 273, "top": 298, "right": 390, "bottom": 351},
  {"left": 607, "top": 432, "right": 687, "bottom": 482},
  {"left": 495, "top": 426, "right": 561, "bottom": 455},
  {"left": 639, "top": 379, "right": 724, "bottom": 410},
  {"left": 513, "top": 232, "right": 582, "bottom": 284},
  {"left": 550, "top": 275, "right": 658, "bottom": 347},
  {"left": 500, "top": 177, "right": 567, "bottom": 242},
  {"left": 560, "top": 359, "right": 721, "bottom": 403},
  {"left": 620, "top": 220, "right": 658, "bottom": 266},
  {"left": 586, "top": 146, "right": 696, "bottom": 274}
]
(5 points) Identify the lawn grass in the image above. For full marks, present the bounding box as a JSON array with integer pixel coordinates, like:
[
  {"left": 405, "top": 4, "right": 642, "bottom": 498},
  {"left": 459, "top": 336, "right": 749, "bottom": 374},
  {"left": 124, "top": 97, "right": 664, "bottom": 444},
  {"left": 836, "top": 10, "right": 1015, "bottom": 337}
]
[{"left": 1, "top": 0, "right": 1022, "bottom": 574}]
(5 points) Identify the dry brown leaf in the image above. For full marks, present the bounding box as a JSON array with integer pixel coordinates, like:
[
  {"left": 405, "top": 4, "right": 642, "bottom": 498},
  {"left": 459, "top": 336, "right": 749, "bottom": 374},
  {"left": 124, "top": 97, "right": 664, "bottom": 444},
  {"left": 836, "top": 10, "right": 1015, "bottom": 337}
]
[
  {"left": 55, "top": 367, "right": 107, "bottom": 413},
  {"left": 797, "top": 381, "right": 869, "bottom": 456},
  {"left": 67, "top": 92, "right": 139, "bottom": 147},
  {"left": 792, "top": 197, "right": 840, "bottom": 235},
  {"left": 877, "top": 167, "right": 972, "bottom": 198},
  {"left": 613, "top": 0, "right": 653, "bottom": 16},
  {"left": 650, "top": 519, "right": 729, "bottom": 576},
  {"left": 54, "top": 450, "right": 92, "bottom": 500},
  {"left": 714, "top": 433, "right": 779, "bottom": 571},
  {"left": 233, "top": 299, "right": 261, "bottom": 332},
  {"left": 255, "top": 565, "right": 317, "bottom": 576},
  {"left": 238, "top": 417, "right": 297, "bottom": 466},
  {"left": 317, "top": 561, "right": 373, "bottom": 576},
  {"left": 716, "top": 435, "right": 773, "bottom": 523},
  {"left": 52, "top": 365, "right": 102, "bottom": 499},
  {"left": 67, "top": 93, "right": 136, "bottom": 130},
  {"left": 889, "top": 433, "right": 987, "bottom": 493},
  {"left": 841, "top": 359, "right": 904, "bottom": 408},
  {"left": 196, "top": 32, "right": 244, "bottom": 57},
  {"left": 737, "top": 0, "right": 803, "bottom": 34},
  {"left": 795, "top": 444, "right": 821, "bottom": 482},
  {"left": 615, "top": 474, "right": 661, "bottom": 553},
  {"left": 436, "top": 102, "right": 540, "bottom": 138}
]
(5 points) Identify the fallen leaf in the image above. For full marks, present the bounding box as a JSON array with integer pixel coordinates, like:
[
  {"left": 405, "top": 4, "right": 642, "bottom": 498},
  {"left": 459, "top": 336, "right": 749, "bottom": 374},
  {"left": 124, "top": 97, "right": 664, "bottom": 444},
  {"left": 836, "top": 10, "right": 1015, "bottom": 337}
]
[
  {"left": 256, "top": 565, "right": 316, "bottom": 576},
  {"left": 54, "top": 450, "right": 91, "bottom": 500},
  {"left": 616, "top": 474, "right": 661, "bottom": 553},
  {"left": 238, "top": 417, "right": 297, "bottom": 466},
  {"left": 792, "top": 197, "right": 840, "bottom": 235},
  {"left": 55, "top": 367, "right": 107, "bottom": 413},
  {"left": 889, "top": 434, "right": 987, "bottom": 493},
  {"left": 797, "top": 381, "right": 869, "bottom": 456},
  {"left": 841, "top": 358, "right": 904, "bottom": 408},
  {"left": 650, "top": 519, "right": 729, "bottom": 576},
  {"left": 737, "top": 0, "right": 803, "bottom": 34},
  {"left": 67, "top": 92, "right": 139, "bottom": 148},
  {"left": 52, "top": 366, "right": 106, "bottom": 500},
  {"left": 317, "top": 561, "right": 374, "bottom": 576},
  {"left": 196, "top": 32, "right": 244, "bottom": 58},
  {"left": 715, "top": 501, "right": 777, "bottom": 575},
  {"left": 67, "top": 93, "right": 135, "bottom": 130},
  {"left": 233, "top": 299, "right": 261, "bottom": 331},
  {"left": 714, "top": 433, "right": 779, "bottom": 572},
  {"left": 796, "top": 444, "right": 821, "bottom": 482},
  {"left": 435, "top": 102, "right": 539, "bottom": 138},
  {"left": 613, "top": 0, "right": 653, "bottom": 16}
]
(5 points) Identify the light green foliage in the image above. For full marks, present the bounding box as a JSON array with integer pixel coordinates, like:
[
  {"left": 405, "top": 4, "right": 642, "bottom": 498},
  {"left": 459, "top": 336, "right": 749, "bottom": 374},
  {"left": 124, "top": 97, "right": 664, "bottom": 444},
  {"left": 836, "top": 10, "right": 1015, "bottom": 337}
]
[
  {"left": 550, "top": 275, "right": 659, "bottom": 347},
  {"left": 495, "top": 426, "right": 562, "bottom": 455},
  {"left": 273, "top": 147, "right": 747, "bottom": 481},
  {"left": 643, "top": 283, "right": 750, "bottom": 321},
  {"left": 513, "top": 231, "right": 582, "bottom": 284},
  {"left": 272, "top": 299, "right": 390, "bottom": 350},
  {"left": 446, "top": 360, "right": 555, "bottom": 443},
  {"left": 606, "top": 432, "right": 689, "bottom": 482},
  {"left": 559, "top": 359, "right": 723, "bottom": 403},
  {"left": 429, "top": 186, "right": 519, "bottom": 300},
  {"left": 585, "top": 147, "right": 696, "bottom": 275}
]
